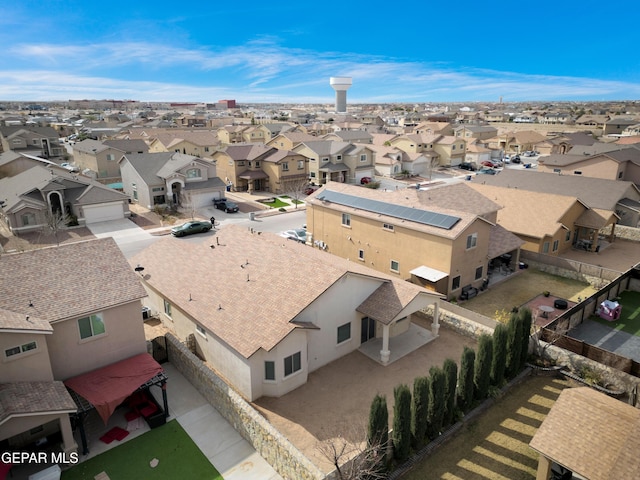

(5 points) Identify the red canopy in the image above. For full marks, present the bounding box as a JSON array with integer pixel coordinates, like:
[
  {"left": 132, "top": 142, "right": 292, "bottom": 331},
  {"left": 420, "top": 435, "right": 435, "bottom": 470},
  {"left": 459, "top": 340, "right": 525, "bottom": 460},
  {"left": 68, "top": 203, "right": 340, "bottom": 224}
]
[{"left": 64, "top": 353, "right": 163, "bottom": 424}]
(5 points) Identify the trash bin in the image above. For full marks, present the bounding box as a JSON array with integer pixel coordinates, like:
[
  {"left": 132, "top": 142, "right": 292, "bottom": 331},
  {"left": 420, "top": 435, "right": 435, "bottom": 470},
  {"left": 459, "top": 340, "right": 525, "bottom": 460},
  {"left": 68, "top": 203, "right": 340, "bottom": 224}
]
[
  {"left": 226, "top": 185, "right": 231, "bottom": 192},
  {"left": 142, "top": 306, "right": 150, "bottom": 320},
  {"left": 249, "top": 212, "right": 255, "bottom": 221}
]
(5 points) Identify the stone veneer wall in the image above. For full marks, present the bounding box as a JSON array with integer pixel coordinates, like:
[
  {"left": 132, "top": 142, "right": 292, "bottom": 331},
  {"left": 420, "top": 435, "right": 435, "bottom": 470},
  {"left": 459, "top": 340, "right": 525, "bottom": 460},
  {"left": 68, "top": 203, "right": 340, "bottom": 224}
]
[
  {"left": 601, "top": 224, "right": 640, "bottom": 242},
  {"left": 420, "top": 305, "right": 496, "bottom": 339},
  {"left": 165, "top": 333, "right": 325, "bottom": 480}
]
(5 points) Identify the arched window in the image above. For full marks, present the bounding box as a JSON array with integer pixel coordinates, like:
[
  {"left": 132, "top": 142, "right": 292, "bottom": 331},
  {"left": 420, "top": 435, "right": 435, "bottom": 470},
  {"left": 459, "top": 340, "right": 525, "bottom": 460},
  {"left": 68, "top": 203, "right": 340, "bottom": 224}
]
[{"left": 186, "top": 168, "right": 201, "bottom": 178}]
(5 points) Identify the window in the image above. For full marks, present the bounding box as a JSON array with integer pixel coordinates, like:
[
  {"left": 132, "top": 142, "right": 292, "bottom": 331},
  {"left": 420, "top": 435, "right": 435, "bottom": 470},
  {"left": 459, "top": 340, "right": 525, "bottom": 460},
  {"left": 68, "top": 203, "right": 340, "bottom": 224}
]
[
  {"left": 152, "top": 187, "right": 164, "bottom": 192},
  {"left": 106, "top": 154, "right": 115, "bottom": 161},
  {"left": 390, "top": 260, "right": 399, "bottom": 272},
  {"left": 475, "top": 266, "right": 483, "bottom": 280},
  {"left": 322, "top": 157, "right": 329, "bottom": 163},
  {"left": 298, "top": 160, "right": 304, "bottom": 170},
  {"left": 618, "top": 171, "right": 623, "bottom": 179},
  {"left": 5, "top": 340, "right": 37, "bottom": 358},
  {"left": 573, "top": 171, "right": 582, "bottom": 175},
  {"left": 466, "top": 233, "right": 478, "bottom": 249},
  {"left": 255, "top": 161, "right": 260, "bottom": 167},
  {"left": 553, "top": 240, "right": 559, "bottom": 252},
  {"left": 78, "top": 314, "right": 105, "bottom": 340},
  {"left": 284, "top": 351, "right": 301, "bottom": 377},
  {"left": 452, "top": 145, "right": 456, "bottom": 150},
  {"left": 565, "top": 230, "right": 571, "bottom": 242},
  {"left": 237, "top": 160, "right": 245, "bottom": 166},
  {"left": 337, "top": 322, "right": 351, "bottom": 344},
  {"left": 358, "top": 249, "right": 364, "bottom": 261},
  {"left": 229, "top": 159, "right": 234, "bottom": 166},
  {"left": 310, "top": 172, "right": 316, "bottom": 178},
  {"left": 383, "top": 223, "right": 394, "bottom": 231},
  {"left": 186, "top": 168, "right": 201, "bottom": 178},
  {"left": 336, "top": 155, "right": 342, "bottom": 160},
  {"left": 452, "top": 275, "right": 461, "bottom": 290},
  {"left": 196, "top": 324, "right": 207, "bottom": 338},
  {"left": 21, "top": 213, "right": 36, "bottom": 226},
  {"left": 163, "top": 299, "right": 172, "bottom": 317},
  {"left": 264, "top": 361, "right": 275, "bottom": 381},
  {"left": 543, "top": 241, "right": 550, "bottom": 253},
  {"left": 342, "top": 213, "right": 351, "bottom": 227},
  {"left": 360, "top": 154, "right": 367, "bottom": 162},
  {"left": 282, "top": 162, "right": 289, "bottom": 171},
  {"left": 553, "top": 168, "right": 561, "bottom": 173},
  {"left": 204, "top": 146, "right": 209, "bottom": 152}
]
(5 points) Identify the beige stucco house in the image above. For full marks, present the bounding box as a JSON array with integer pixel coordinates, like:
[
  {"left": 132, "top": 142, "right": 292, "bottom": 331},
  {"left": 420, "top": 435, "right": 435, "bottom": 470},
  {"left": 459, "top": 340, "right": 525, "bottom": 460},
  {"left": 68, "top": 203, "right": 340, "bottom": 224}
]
[
  {"left": 72, "top": 138, "right": 148, "bottom": 180},
  {"left": 130, "top": 226, "right": 442, "bottom": 401},
  {"left": 0, "top": 238, "right": 148, "bottom": 457},
  {"left": 293, "top": 140, "right": 375, "bottom": 185},
  {"left": 306, "top": 182, "right": 523, "bottom": 298}
]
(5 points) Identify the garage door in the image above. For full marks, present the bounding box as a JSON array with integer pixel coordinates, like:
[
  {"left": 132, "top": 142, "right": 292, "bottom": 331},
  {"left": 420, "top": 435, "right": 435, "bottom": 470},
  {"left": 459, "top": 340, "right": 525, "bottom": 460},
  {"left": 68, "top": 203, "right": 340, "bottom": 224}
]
[{"left": 83, "top": 203, "right": 124, "bottom": 224}]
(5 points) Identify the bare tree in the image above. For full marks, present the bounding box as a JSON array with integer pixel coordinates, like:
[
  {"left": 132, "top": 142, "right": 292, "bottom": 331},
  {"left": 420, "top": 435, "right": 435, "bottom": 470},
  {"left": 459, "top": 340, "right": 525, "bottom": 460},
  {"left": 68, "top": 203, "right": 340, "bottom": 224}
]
[
  {"left": 531, "top": 318, "right": 570, "bottom": 363},
  {"left": 316, "top": 425, "right": 388, "bottom": 480},
  {"left": 424, "top": 157, "right": 441, "bottom": 181},
  {"left": 180, "top": 191, "right": 199, "bottom": 220},
  {"left": 286, "top": 176, "right": 312, "bottom": 209},
  {"left": 42, "top": 209, "right": 68, "bottom": 246}
]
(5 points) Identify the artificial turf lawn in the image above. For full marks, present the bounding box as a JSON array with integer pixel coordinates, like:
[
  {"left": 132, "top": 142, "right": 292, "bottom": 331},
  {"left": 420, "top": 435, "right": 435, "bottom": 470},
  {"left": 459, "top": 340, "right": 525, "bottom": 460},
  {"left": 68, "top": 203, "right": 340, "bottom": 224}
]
[
  {"left": 62, "top": 420, "right": 222, "bottom": 480},
  {"left": 264, "top": 198, "right": 289, "bottom": 208},
  {"left": 590, "top": 290, "right": 640, "bottom": 336}
]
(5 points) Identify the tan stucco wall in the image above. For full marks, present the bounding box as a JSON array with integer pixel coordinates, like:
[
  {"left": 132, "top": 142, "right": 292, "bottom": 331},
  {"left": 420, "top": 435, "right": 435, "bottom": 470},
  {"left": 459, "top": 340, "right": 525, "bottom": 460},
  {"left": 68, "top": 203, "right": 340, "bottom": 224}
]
[
  {"left": 47, "top": 301, "right": 146, "bottom": 380},
  {"left": 538, "top": 157, "right": 621, "bottom": 180},
  {"left": 0, "top": 332, "right": 54, "bottom": 382}
]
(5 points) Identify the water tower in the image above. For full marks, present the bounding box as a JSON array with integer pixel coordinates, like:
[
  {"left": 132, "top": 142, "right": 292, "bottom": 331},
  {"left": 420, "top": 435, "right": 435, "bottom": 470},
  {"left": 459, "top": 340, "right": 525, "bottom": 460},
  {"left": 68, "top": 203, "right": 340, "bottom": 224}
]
[{"left": 329, "top": 77, "right": 352, "bottom": 113}]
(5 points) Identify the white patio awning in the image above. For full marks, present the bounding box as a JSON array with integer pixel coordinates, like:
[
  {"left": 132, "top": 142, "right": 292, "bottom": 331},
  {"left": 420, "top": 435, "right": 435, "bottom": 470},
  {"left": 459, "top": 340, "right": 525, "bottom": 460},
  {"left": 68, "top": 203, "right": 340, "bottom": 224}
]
[{"left": 410, "top": 265, "right": 448, "bottom": 282}]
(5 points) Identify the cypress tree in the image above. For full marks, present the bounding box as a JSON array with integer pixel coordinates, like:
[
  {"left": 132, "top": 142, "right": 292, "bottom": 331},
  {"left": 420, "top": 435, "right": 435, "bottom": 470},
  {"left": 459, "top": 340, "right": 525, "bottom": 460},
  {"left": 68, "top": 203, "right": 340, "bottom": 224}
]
[
  {"left": 392, "top": 384, "right": 412, "bottom": 462},
  {"left": 426, "top": 366, "right": 446, "bottom": 439},
  {"left": 506, "top": 313, "right": 524, "bottom": 378},
  {"left": 491, "top": 322, "right": 508, "bottom": 386},
  {"left": 456, "top": 347, "right": 475, "bottom": 412},
  {"left": 443, "top": 358, "right": 458, "bottom": 427},
  {"left": 368, "top": 394, "right": 389, "bottom": 467},
  {"left": 474, "top": 334, "right": 493, "bottom": 400},
  {"left": 519, "top": 307, "right": 533, "bottom": 369},
  {"left": 411, "top": 376, "right": 429, "bottom": 449}
]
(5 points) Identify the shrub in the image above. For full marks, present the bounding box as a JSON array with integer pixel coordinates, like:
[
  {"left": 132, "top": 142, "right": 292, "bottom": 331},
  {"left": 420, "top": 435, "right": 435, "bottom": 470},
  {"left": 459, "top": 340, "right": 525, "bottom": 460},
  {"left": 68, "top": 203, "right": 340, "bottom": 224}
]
[
  {"left": 392, "top": 384, "right": 412, "bottom": 462},
  {"left": 457, "top": 347, "right": 475, "bottom": 412},
  {"left": 411, "top": 377, "right": 429, "bottom": 449},
  {"left": 491, "top": 323, "right": 508, "bottom": 386},
  {"left": 426, "top": 366, "right": 446, "bottom": 440},
  {"left": 519, "top": 307, "right": 533, "bottom": 369},
  {"left": 506, "top": 313, "right": 524, "bottom": 378},
  {"left": 368, "top": 394, "right": 389, "bottom": 466},
  {"left": 442, "top": 359, "right": 458, "bottom": 427},
  {"left": 474, "top": 334, "right": 493, "bottom": 400}
]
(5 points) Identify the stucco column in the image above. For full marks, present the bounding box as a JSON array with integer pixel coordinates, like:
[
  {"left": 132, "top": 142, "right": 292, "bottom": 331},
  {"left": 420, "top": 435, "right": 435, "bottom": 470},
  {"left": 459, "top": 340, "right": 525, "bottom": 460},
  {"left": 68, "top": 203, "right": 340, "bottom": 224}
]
[
  {"left": 60, "top": 415, "right": 78, "bottom": 456},
  {"left": 432, "top": 300, "right": 440, "bottom": 336},
  {"left": 535, "top": 455, "right": 552, "bottom": 480},
  {"left": 380, "top": 324, "right": 391, "bottom": 365}
]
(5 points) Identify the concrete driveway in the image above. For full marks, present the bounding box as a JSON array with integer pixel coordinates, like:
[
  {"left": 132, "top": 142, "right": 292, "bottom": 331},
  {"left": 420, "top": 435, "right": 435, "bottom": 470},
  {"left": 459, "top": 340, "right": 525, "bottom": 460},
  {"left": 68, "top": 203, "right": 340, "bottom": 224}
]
[{"left": 87, "top": 218, "right": 159, "bottom": 259}]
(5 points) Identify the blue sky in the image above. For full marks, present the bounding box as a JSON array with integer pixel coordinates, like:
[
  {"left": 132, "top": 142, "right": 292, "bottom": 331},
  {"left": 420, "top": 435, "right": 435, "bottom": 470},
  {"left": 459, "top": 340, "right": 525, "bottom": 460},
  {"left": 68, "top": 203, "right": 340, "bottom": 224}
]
[{"left": 1, "top": 0, "right": 639, "bottom": 103}]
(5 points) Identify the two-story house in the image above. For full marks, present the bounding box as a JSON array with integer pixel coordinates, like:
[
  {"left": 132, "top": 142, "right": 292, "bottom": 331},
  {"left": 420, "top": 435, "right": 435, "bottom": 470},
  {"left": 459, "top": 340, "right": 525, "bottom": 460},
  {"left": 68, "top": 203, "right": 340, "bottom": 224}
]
[
  {"left": 306, "top": 182, "right": 523, "bottom": 298},
  {"left": 388, "top": 134, "right": 465, "bottom": 167},
  {"left": 293, "top": 141, "right": 375, "bottom": 185},
  {"left": 119, "top": 152, "right": 225, "bottom": 208},
  {"left": 0, "top": 238, "right": 151, "bottom": 457},
  {"left": 453, "top": 125, "right": 498, "bottom": 142},
  {"left": 72, "top": 139, "right": 149, "bottom": 180},
  {"left": 146, "top": 130, "right": 220, "bottom": 158},
  {"left": 0, "top": 126, "right": 64, "bottom": 158}
]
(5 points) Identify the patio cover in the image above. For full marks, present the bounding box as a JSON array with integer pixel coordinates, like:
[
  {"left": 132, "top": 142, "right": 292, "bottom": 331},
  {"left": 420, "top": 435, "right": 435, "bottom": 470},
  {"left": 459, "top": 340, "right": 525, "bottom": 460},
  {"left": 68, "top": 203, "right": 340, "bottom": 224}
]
[
  {"left": 64, "top": 353, "right": 163, "bottom": 424},
  {"left": 410, "top": 265, "right": 448, "bottom": 282}
]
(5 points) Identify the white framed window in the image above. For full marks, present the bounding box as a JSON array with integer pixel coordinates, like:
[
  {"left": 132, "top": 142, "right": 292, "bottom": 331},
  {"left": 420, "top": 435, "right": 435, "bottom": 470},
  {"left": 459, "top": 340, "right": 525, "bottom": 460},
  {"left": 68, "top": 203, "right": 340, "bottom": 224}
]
[
  {"left": 78, "top": 314, "right": 105, "bottom": 340},
  {"left": 163, "top": 299, "right": 172, "bottom": 317},
  {"left": 186, "top": 168, "right": 201, "bottom": 178},
  {"left": 553, "top": 240, "right": 559, "bottom": 252},
  {"left": 341, "top": 213, "right": 351, "bottom": 227},
  {"left": 565, "top": 230, "right": 571, "bottom": 242},
  {"left": 337, "top": 322, "right": 351, "bottom": 344},
  {"left": 383, "top": 223, "right": 394, "bottom": 231},
  {"left": 21, "top": 213, "right": 37, "bottom": 226},
  {"left": 322, "top": 157, "right": 329, "bottom": 163},
  {"left": 310, "top": 172, "right": 316, "bottom": 178},
  {"left": 284, "top": 351, "right": 301, "bottom": 377},
  {"left": 358, "top": 249, "right": 364, "bottom": 261},
  {"left": 264, "top": 361, "right": 275, "bottom": 381},
  {"left": 298, "top": 160, "right": 304, "bottom": 169},
  {"left": 360, "top": 154, "right": 367, "bottom": 162},
  {"left": 5, "top": 341, "right": 37, "bottom": 358},
  {"left": 106, "top": 154, "right": 115, "bottom": 161},
  {"left": 237, "top": 160, "right": 245, "bottom": 166},
  {"left": 390, "top": 260, "right": 399, "bottom": 272},
  {"left": 196, "top": 324, "right": 207, "bottom": 338},
  {"left": 466, "top": 233, "right": 478, "bottom": 249},
  {"left": 336, "top": 155, "right": 342, "bottom": 160},
  {"left": 255, "top": 161, "right": 260, "bottom": 167},
  {"left": 282, "top": 162, "right": 289, "bottom": 171},
  {"left": 452, "top": 275, "right": 461, "bottom": 290},
  {"left": 543, "top": 241, "right": 550, "bottom": 253}
]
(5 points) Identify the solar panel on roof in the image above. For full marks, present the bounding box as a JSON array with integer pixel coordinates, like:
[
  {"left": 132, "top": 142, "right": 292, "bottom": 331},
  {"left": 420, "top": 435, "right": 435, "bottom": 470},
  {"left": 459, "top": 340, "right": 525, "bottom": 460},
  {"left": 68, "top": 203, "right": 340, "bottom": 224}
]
[{"left": 317, "top": 191, "right": 460, "bottom": 230}]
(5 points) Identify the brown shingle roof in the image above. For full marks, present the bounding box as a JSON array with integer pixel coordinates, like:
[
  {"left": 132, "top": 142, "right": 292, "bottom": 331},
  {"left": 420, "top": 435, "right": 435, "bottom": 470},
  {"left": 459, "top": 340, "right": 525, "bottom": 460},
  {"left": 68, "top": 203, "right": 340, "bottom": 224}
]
[
  {"left": 0, "top": 381, "right": 76, "bottom": 423},
  {"left": 530, "top": 387, "right": 640, "bottom": 480},
  {"left": 0, "top": 238, "right": 147, "bottom": 323},
  {"left": 0, "top": 307, "right": 51, "bottom": 333},
  {"left": 130, "top": 226, "right": 437, "bottom": 358}
]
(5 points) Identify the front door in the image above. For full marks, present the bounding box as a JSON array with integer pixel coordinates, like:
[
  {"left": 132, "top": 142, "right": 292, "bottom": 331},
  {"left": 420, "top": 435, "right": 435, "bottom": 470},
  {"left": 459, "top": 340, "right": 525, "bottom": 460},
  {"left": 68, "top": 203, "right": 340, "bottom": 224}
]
[{"left": 361, "top": 317, "right": 376, "bottom": 344}]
